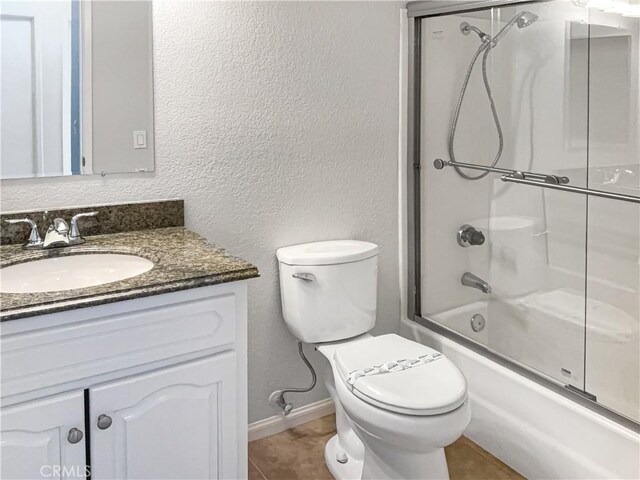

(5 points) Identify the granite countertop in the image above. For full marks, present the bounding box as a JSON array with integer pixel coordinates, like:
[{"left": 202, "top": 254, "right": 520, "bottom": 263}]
[{"left": 0, "top": 227, "right": 259, "bottom": 321}]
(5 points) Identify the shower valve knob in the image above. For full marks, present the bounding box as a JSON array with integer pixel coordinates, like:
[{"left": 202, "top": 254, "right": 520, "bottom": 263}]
[{"left": 458, "top": 224, "right": 485, "bottom": 247}]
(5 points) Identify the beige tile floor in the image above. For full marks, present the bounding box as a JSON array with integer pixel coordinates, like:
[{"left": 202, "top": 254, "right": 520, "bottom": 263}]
[{"left": 248, "top": 414, "right": 525, "bottom": 480}]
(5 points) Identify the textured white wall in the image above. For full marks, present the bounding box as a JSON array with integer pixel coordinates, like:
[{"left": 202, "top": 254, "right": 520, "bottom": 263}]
[{"left": 0, "top": 1, "right": 401, "bottom": 422}]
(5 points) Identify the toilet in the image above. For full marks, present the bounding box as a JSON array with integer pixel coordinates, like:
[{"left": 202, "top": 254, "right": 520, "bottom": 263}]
[{"left": 277, "top": 240, "right": 471, "bottom": 480}]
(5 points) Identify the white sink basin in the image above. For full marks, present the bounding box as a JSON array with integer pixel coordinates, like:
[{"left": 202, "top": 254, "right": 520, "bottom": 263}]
[{"left": 0, "top": 254, "right": 154, "bottom": 294}]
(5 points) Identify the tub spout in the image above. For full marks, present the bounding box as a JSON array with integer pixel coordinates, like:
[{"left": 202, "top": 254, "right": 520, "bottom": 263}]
[{"left": 462, "top": 272, "right": 492, "bottom": 294}]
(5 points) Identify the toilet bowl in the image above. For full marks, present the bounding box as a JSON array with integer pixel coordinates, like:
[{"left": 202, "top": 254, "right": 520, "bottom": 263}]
[
  {"left": 277, "top": 240, "right": 471, "bottom": 479},
  {"left": 318, "top": 334, "right": 470, "bottom": 479}
]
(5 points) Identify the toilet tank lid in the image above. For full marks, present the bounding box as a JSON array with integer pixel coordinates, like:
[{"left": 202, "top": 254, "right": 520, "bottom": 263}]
[{"left": 276, "top": 240, "right": 379, "bottom": 266}]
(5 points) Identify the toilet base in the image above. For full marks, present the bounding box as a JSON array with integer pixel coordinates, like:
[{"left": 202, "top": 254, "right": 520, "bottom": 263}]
[
  {"left": 360, "top": 442, "right": 449, "bottom": 480},
  {"left": 324, "top": 434, "right": 363, "bottom": 480}
]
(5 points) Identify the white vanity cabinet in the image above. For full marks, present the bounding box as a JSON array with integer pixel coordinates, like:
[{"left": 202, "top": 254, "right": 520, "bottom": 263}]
[
  {"left": 0, "top": 282, "right": 248, "bottom": 480},
  {"left": 90, "top": 354, "right": 237, "bottom": 480},
  {"left": 0, "top": 391, "right": 87, "bottom": 480}
]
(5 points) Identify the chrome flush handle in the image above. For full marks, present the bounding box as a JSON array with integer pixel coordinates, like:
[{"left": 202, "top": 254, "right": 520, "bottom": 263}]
[{"left": 292, "top": 273, "right": 315, "bottom": 283}]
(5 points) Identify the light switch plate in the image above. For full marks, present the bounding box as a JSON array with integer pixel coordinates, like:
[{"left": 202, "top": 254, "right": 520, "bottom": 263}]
[{"left": 133, "top": 130, "right": 147, "bottom": 149}]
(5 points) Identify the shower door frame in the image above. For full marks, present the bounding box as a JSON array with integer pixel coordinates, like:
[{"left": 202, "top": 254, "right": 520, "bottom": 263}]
[{"left": 405, "top": 0, "right": 639, "bottom": 431}]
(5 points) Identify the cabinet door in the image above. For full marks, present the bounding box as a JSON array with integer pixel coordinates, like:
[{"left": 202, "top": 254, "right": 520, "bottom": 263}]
[
  {"left": 1, "top": 391, "right": 86, "bottom": 480},
  {"left": 90, "top": 353, "right": 237, "bottom": 480}
]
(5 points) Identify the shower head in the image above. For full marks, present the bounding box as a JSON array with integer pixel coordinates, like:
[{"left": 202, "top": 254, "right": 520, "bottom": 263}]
[
  {"left": 516, "top": 11, "right": 539, "bottom": 28},
  {"left": 460, "top": 11, "right": 538, "bottom": 46},
  {"left": 491, "top": 11, "right": 539, "bottom": 45}
]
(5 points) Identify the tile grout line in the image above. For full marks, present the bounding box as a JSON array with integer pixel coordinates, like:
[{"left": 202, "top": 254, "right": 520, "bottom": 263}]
[{"left": 249, "top": 457, "right": 269, "bottom": 480}]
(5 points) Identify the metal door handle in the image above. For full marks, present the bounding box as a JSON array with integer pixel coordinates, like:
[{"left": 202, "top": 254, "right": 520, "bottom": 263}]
[
  {"left": 67, "top": 428, "right": 84, "bottom": 444},
  {"left": 292, "top": 273, "right": 315, "bottom": 283},
  {"left": 502, "top": 174, "right": 640, "bottom": 204},
  {"left": 97, "top": 414, "right": 113, "bottom": 430}
]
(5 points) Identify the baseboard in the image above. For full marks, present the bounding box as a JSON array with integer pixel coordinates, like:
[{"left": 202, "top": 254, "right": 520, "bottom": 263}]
[{"left": 248, "top": 398, "right": 335, "bottom": 442}]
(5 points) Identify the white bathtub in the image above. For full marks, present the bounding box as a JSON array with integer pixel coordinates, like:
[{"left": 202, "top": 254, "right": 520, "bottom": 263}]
[
  {"left": 400, "top": 317, "right": 640, "bottom": 479},
  {"left": 428, "top": 291, "right": 640, "bottom": 422}
]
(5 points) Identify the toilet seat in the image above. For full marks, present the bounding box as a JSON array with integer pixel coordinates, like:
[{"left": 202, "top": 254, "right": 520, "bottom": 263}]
[{"left": 332, "top": 334, "right": 467, "bottom": 416}]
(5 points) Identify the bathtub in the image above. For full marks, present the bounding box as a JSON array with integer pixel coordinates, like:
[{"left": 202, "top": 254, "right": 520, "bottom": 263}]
[
  {"left": 400, "top": 315, "right": 640, "bottom": 479},
  {"left": 427, "top": 291, "right": 639, "bottom": 422}
]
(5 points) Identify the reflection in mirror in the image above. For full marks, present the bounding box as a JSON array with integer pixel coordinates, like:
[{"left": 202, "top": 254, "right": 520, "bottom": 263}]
[
  {"left": 566, "top": 22, "right": 632, "bottom": 147},
  {"left": 0, "top": 0, "right": 154, "bottom": 179}
]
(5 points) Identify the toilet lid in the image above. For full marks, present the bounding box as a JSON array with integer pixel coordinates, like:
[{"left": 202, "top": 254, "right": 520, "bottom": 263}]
[
  {"left": 333, "top": 334, "right": 467, "bottom": 416},
  {"left": 276, "top": 240, "right": 378, "bottom": 266}
]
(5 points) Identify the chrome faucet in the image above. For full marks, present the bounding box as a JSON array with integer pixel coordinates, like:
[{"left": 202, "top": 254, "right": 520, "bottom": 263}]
[
  {"left": 461, "top": 272, "right": 492, "bottom": 294},
  {"left": 4, "top": 211, "right": 98, "bottom": 250},
  {"left": 43, "top": 218, "right": 71, "bottom": 248}
]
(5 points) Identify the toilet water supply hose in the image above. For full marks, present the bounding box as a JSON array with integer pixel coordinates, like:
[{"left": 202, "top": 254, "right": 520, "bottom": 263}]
[
  {"left": 271, "top": 343, "right": 445, "bottom": 415},
  {"left": 270, "top": 342, "right": 317, "bottom": 415}
]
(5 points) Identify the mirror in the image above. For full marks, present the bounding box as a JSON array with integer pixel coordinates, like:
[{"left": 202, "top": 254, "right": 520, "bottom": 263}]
[{"left": 1, "top": 0, "right": 154, "bottom": 179}]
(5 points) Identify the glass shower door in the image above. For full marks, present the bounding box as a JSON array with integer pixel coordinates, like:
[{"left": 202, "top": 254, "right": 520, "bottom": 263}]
[
  {"left": 419, "top": 1, "right": 591, "bottom": 390},
  {"left": 583, "top": 9, "right": 640, "bottom": 422},
  {"left": 483, "top": 1, "right": 591, "bottom": 392}
]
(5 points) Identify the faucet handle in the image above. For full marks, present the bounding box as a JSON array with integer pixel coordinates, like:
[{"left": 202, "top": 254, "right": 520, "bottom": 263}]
[
  {"left": 4, "top": 218, "right": 42, "bottom": 246},
  {"left": 458, "top": 224, "right": 485, "bottom": 247},
  {"left": 70, "top": 211, "right": 98, "bottom": 240}
]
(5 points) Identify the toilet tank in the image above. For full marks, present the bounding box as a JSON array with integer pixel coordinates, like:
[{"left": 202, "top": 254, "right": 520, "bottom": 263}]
[{"left": 276, "top": 240, "right": 378, "bottom": 343}]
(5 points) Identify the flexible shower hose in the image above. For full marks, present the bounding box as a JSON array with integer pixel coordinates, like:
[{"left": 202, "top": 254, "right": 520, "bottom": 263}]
[{"left": 449, "top": 41, "right": 504, "bottom": 180}]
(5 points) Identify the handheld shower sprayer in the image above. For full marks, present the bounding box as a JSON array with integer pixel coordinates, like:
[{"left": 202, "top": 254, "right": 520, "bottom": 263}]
[
  {"left": 490, "top": 11, "right": 539, "bottom": 45},
  {"left": 449, "top": 11, "right": 539, "bottom": 180},
  {"left": 516, "top": 11, "right": 539, "bottom": 28}
]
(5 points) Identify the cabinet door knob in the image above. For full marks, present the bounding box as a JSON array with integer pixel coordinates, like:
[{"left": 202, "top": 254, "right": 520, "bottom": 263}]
[
  {"left": 67, "top": 428, "right": 84, "bottom": 444},
  {"left": 97, "top": 414, "right": 113, "bottom": 430}
]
